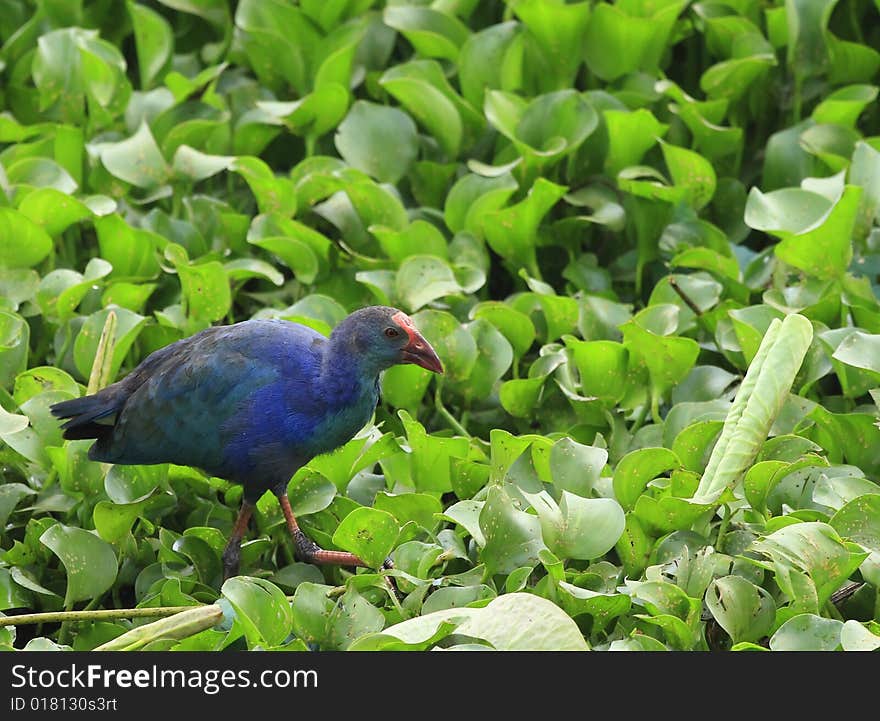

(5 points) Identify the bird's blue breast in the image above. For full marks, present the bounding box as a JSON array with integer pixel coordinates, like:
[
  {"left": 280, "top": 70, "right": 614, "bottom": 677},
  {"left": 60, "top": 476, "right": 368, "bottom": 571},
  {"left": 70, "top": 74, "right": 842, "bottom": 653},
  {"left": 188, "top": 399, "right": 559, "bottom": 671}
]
[{"left": 216, "top": 325, "right": 380, "bottom": 485}]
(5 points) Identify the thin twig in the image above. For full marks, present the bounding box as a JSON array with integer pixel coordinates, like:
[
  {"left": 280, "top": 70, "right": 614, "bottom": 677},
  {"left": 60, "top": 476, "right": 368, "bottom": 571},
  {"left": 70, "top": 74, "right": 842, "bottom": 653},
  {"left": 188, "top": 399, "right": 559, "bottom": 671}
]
[
  {"left": 669, "top": 275, "right": 726, "bottom": 356},
  {"left": 668, "top": 276, "right": 704, "bottom": 317}
]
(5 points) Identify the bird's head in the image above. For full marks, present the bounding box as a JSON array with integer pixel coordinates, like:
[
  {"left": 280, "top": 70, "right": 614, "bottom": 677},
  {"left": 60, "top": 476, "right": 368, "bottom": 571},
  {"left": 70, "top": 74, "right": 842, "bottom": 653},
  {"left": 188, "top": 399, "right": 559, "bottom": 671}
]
[{"left": 332, "top": 306, "right": 444, "bottom": 375}]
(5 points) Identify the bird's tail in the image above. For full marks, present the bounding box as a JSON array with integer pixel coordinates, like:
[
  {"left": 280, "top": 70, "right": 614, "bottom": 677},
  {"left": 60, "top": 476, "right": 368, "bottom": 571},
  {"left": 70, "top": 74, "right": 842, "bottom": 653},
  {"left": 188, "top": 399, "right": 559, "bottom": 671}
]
[{"left": 49, "top": 391, "right": 123, "bottom": 441}]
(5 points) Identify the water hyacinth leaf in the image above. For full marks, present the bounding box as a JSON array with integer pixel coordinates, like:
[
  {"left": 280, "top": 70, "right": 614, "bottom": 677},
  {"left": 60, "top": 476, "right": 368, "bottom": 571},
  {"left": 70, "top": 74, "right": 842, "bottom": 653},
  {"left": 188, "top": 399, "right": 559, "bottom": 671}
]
[
  {"left": 774, "top": 186, "right": 862, "bottom": 279},
  {"left": 458, "top": 21, "right": 522, "bottom": 108},
  {"left": 40, "top": 524, "right": 118, "bottom": 606},
  {"left": 101, "top": 122, "right": 170, "bottom": 188},
  {"left": 500, "top": 376, "right": 546, "bottom": 418},
  {"left": 410, "top": 310, "right": 477, "bottom": 383},
  {"left": 479, "top": 485, "right": 546, "bottom": 575},
  {"left": 6, "top": 157, "right": 77, "bottom": 194},
  {"left": 511, "top": 0, "right": 591, "bottom": 90},
  {"left": 564, "top": 337, "right": 629, "bottom": 405},
  {"left": 445, "top": 172, "right": 518, "bottom": 235},
  {"left": 705, "top": 575, "right": 775, "bottom": 645},
  {"left": 769, "top": 614, "right": 842, "bottom": 651},
  {"left": 396, "top": 255, "right": 462, "bottom": 312},
  {"left": 528, "top": 490, "right": 625, "bottom": 561},
  {"left": 549, "top": 437, "right": 607, "bottom": 498},
  {"left": 463, "top": 318, "right": 513, "bottom": 400},
  {"left": 374, "top": 493, "right": 441, "bottom": 531},
  {"left": 335, "top": 101, "right": 418, "bottom": 184},
  {"left": 695, "top": 314, "right": 813, "bottom": 503},
  {"left": 128, "top": 1, "right": 174, "bottom": 89},
  {"left": 175, "top": 261, "right": 232, "bottom": 325},
  {"left": 622, "top": 308, "right": 700, "bottom": 404},
  {"left": 352, "top": 592, "right": 587, "bottom": 651},
  {"left": 326, "top": 586, "right": 385, "bottom": 651},
  {"left": 840, "top": 621, "right": 880, "bottom": 651},
  {"left": 471, "top": 302, "right": 535, "bottom": 358},
  {"left": 661, "top": 142, "right": 717, "bottom": 210},
  {"left": 0, "top": 209, "right": 54, "bottom": 269},
  {"left": 0, "top": 312, "right": 30, "bottom": 387},
  {"left": 94, "top": 214, "right": 160, "bottom": 280},
  {"left": 584, "top": 0, "right": 687, "bottom": 81},
  {"left": 331, "top": 507, "right": 399, "bottom": 568},
  {"left": 382, "top": 6, "right": 470, "bottom": 61},
  {"left": 455, "top": 593, "right": 589, "bottom": 651},
  {"left": 0, "top": 483, "right": 35, "bottom": 529},
  {"left": 482, "top": 178, "right": 568, "bottom": 274},
  {"left": 288, "top": 473, "right": 337, "bottom": 517},
  {"left": 221, "top": 576, "right": 293, "bottom": 647},
  {"left": 232, "top": 157, "right": 297, "bottom": 217},
  {"left": 603, "top": 109, "right": 668, "bottom": 176},
  {"left": 380, "top": 71, "right": 462, "bottom": 159},
  {"left": 18, "top": 188, "right": 94, "bottom": 237},
  {"left": 830, "top": 495, "right": 880, "bottom": 552},
  {"left": 73, "top": 306, "right": 147, "bottom": 382},
  {"left": 830, "top": 331, "right": 880, "bottom": 375},
  {"left": 613, "top": 448, "right": 680, "bottom": 511},
  {"left": 751, "top": 522, "right": 867, "bottom": 609}
]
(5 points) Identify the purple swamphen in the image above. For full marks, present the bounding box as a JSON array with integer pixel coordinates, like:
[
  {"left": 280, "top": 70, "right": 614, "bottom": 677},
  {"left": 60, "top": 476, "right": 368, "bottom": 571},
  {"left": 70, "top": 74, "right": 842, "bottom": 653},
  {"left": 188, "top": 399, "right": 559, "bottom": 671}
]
[{"left": 50, "top": 306, "right": 443, "bottom": 581}]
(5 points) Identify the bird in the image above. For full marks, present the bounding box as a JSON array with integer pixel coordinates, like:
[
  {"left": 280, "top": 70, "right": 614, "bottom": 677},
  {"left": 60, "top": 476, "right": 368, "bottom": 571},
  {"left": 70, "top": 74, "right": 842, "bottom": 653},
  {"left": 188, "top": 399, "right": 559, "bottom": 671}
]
[{"left": 50, "top": 306, "right": 443, "bottom": 581}]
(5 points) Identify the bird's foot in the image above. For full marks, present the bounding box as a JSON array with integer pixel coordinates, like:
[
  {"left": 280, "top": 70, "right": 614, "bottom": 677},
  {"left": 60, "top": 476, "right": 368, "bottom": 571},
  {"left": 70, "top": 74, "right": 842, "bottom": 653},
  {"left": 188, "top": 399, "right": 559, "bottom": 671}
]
[{"left": 292, "top": 531, "right": 401, "bottom": 598}]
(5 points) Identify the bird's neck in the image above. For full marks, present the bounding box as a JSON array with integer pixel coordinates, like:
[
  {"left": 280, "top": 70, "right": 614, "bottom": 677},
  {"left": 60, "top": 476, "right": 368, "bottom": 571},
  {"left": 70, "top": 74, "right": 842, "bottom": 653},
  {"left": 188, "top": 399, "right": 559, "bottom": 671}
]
[{"left": 320, "top": 333, "right": 382, "bottom": 404}]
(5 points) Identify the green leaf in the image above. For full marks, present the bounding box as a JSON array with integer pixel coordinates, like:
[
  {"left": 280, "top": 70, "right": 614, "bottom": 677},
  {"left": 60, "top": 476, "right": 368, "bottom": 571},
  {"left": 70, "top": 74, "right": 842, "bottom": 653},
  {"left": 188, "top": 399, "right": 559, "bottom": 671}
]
[
  {"left": 221, "top": 576, "right": 293, "bottom": 648},
  {"left": 603, "top": 109, "right": 668, "bottom": 176},
  {"left": 128, "top": 1, "right": 174, "bottom": 89},
  {"left": 18, "top": 188, "right": 95, "bottom": 237},
  {"left": 774, "top": 186, "right": 862, "bottom": 279},
  {"left": 661, "top": 141, "right": 717, "bottom": 210},
  {"left": 0, "top": 312, "right": 30, "bottom": 387},
  {"left": 331, "top": 507, "right": 399, "bottom": 568},
  {"left": 696, "top": 314, "right": 813, "bottom": 502},
  {"left": 445, "top": 172, "right": 518, "bottom": 235},
  {"left": 482, "top": 178, "right": 567, "bottom": 273},
  {"left": 752, "top": 522, "right": 868, "bottom": 610},
  {"left": 584, "top": 0, "right": 687, "bottom": 81},
  {"left": 351, "top": 592, "right": 588, "bottom": 651},
  {"left": 100, "top": 122, "right": 170, "bottom": 188},
  {"left": 0, "top": 208, "right": 54, "bottom": 268},
  {"left": 335, "top": 101, "right": 418, "bottom": 184},
  {"left": 396, "top": 255, "right": 462, "bottom": 312},
  {"left": 382, "top": 6, "right": 470, "bottom": 61},
  {"left": 830, "top": 494, "right": 880, "bottom": 553},
  {"left": 528, "top": 490, "right": 625, "bottom": 561},
  {"left": 705, "top": 575, "right": 775, "bottom": 645},
  {"left": 549, "top": 437, "right": 607, "bottom": 497},
  {"left": 613, "top": 448, "right": 680, "bottom": 512},
  {"left": 40, "top": 524, "right": 118, "bottom": 606},
  {"left": 769, "top": 614, "right": 842, "bottom": 651},
  {"left": 479, "top": 485, "right": 545, "bottom": 575},
  {"left": 73, "top": 306, "right": 147, "bottom": 382},
  {"left": 374, "top": 492, "right": 441, "bottom": 531}
]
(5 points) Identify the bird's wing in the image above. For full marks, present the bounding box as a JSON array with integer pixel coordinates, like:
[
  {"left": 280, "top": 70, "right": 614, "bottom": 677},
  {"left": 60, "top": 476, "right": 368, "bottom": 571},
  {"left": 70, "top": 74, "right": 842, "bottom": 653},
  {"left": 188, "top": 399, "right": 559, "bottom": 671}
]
[{"left": 91, "top": 320, "right": 323, "bottom": 474}]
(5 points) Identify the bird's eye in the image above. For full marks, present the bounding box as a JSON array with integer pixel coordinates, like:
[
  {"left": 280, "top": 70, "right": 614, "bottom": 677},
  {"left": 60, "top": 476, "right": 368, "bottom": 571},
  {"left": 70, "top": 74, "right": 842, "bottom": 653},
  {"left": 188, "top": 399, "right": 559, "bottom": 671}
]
[{"left": 384, "top": 327, "right": 400, "bottom": 338}]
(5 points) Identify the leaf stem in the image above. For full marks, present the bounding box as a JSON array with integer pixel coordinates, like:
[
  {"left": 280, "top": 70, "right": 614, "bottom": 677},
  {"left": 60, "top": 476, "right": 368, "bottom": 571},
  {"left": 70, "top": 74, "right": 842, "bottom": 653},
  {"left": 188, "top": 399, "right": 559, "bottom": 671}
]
[
  {"left": 435, "top": 382, "right": 470, "bottom": 437},
  {"left": 715, "top": 503, "right": 731, "bottom": 553},
  {"left": 1, "top": 605, "right": 197, "bottom": 627}
]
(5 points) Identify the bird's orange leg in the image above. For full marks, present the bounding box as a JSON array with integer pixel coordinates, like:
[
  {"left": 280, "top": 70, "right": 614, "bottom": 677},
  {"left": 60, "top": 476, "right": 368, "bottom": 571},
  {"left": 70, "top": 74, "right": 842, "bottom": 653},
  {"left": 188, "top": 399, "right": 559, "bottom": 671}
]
[
  {"left": 277, "top": 492, "right": 382, "bottom": 567},
  {"left": 222, "top": 500, "right": 254, "bottom": 581}
]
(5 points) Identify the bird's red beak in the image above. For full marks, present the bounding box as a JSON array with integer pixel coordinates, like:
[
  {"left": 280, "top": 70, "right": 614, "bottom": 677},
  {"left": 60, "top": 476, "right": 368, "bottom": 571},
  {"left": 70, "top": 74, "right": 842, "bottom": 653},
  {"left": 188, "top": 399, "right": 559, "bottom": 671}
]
[{"left": 392, "top": 311, "right": 444, "bottom": 374}]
